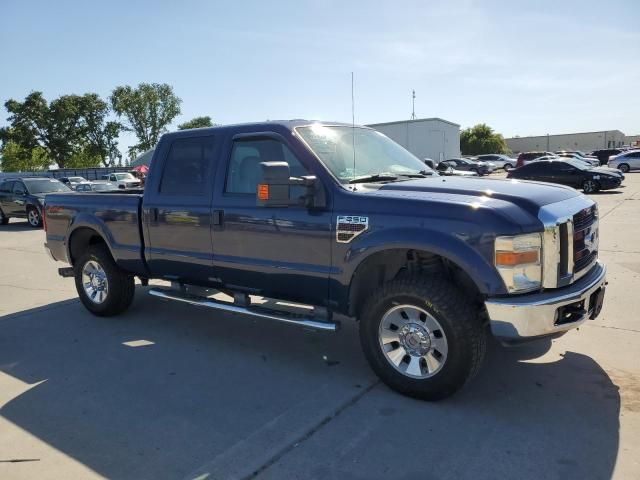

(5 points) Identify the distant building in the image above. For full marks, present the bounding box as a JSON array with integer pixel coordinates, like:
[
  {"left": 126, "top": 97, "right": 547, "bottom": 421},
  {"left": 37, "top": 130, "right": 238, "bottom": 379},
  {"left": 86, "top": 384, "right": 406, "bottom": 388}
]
[
  {"left": 367, "top": 118, "right": 460, "bottom": 162},
  {"left": 130, "top": 149, "right": 155, "bottom": 167},
  {"left": 505, "top": 130, "right": 625, "bottom": 154},
  {"left": 626, "top": 135, "right": 640, "bottom": 147}
]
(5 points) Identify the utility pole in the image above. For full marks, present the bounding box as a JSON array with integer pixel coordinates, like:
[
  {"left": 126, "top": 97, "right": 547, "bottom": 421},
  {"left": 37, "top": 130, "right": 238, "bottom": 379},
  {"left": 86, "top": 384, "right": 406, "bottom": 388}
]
[{"left": 411, "top": 90, "right": 416, "bottom": 120}]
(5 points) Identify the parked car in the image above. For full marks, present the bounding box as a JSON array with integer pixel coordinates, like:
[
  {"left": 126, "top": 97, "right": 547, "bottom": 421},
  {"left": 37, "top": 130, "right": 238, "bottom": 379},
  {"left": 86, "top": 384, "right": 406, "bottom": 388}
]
[
  {"left": 515, "top": 151, "right": 555, "bottom": 168},
  {"left": 105, "top": 172, "right": 142, "bottom": 189},
  {"left": 507, "top": 159, "right": 622, "bottom": 193},
  {"left": 441, "top": 158, "right": 492, "bottom": 175},
  {"left": 59, "top": 176, "right": 88, "bottom": 188},
  {"left": 555, "top": 152, "right": 600, "bottom": 167},
  {"left": 475, "top": 154, "right": 515, "bottom": 170},
  {"left": 608, "top": 150, "right": 640, "bottom": 173},
  {"left": 43, "top": 120, "right": 608, "bottom": 400},
  {"left": 0, "top": 177, "right": 72, "bottom": 227},
  {"left": 590, "top": 149, "right": 623, "bottom": 166},
  {"left": 435, "top": 163, "right": 479, "bottom": 176},
  {"left": 74, "top": 181, "right": 119, "bottom": 192}
]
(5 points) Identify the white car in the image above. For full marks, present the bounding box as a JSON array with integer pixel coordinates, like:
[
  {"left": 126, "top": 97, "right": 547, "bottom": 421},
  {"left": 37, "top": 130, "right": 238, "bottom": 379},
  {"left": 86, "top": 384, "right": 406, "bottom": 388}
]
[
  {"left": 106, "top": 172, "right": 142, "bottom": 189},
  {"left": 608, "top": 150, "right": 640, "bottom": 173},
  {"left": 475, "top": 154, "right": 516, "bottom": 170},
  {"left": 556, "top": 153, "right": 599, "bottom": 167}
]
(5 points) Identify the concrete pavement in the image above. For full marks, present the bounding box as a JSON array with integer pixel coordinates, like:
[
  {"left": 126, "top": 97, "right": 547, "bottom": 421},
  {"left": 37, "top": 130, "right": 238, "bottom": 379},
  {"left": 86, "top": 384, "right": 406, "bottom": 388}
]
[{"left": 1, "top": 175, "right": 639, "bottom": 479}]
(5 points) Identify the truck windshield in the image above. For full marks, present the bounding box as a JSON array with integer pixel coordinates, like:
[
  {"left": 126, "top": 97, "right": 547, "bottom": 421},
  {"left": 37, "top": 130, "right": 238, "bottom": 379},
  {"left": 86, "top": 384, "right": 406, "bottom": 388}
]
[
  {"left": 24, "top": 179, "right": 72, "bottom": 194},
  {"left": 115, "top": 173, "right": 135, "bottom": 180},
  {"left": 296, "top": 125, "right": 434, "bottom": 183}
]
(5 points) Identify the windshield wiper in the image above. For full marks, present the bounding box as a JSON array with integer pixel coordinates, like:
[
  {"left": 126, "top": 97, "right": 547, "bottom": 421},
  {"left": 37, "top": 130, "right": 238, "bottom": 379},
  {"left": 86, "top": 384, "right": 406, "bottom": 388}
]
[{"left": 348, "top": 173, "right": 399, "bottom": 184}]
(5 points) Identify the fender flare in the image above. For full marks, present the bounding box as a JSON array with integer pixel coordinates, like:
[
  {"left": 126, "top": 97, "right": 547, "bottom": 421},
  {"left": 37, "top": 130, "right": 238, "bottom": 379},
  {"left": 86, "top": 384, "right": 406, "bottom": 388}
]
[
  {"left": 344, "top": 227, "right": 505, "bottom": 298},
  {"left": 65, "top": 213, "right": 116, "bottom": 265}
]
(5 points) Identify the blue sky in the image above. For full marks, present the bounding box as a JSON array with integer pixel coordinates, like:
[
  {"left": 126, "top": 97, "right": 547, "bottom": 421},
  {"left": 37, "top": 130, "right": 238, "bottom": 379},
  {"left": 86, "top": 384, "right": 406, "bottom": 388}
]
[{"left": 1, "top": 0, "right": 639, "bottom": 156}]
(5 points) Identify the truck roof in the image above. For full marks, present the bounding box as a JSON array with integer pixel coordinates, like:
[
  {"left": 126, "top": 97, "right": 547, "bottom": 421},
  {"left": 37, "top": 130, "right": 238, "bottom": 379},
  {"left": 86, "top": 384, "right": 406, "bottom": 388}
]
[{"left": 163, "top": 119, "right": 364, "bottom": 139}]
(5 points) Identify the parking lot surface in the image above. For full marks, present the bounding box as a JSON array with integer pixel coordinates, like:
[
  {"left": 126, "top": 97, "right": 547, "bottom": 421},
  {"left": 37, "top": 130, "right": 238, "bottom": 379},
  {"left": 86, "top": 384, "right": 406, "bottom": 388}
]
[{"left": 1, "top": 174, "right": 639, "bottom": 479}]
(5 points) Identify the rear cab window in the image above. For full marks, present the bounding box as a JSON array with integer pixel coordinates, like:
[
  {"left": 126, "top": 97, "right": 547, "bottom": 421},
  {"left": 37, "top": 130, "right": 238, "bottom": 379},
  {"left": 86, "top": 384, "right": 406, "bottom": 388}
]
[{"left": 158, "top": 135, "right": 216, "bottom": 195}]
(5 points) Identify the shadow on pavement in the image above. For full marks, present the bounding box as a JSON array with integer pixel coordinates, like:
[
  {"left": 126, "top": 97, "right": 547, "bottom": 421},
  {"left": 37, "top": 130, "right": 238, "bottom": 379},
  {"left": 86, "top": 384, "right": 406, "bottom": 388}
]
[
  {"left": 0, "top": 291, "right": 620, "bottom": 480},
  {"left": 0, "top": 219, "right": 38, "bottom": 232},
  {"left": 259, "top": 337, "right": 620, "bottom": 480}
]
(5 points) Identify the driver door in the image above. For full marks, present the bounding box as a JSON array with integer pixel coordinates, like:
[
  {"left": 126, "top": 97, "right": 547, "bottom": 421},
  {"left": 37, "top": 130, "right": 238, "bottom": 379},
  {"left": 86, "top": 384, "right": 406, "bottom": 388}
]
[{"left": 211, "top": 133, "right": 332, "bottom": 306}]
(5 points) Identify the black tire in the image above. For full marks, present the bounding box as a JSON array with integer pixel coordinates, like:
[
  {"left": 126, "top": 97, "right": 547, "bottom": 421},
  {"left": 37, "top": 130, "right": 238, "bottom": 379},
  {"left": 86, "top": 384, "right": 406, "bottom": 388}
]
[
  {"left": 471, "top": 168, "right": 479, "bottom": 175},
  {"left": 359, "top": 275, "right": 486, "bottom": 401},
  {"left": 503, "top": 163, "right": 513, "bottom": 171},
  {"left": 619, "top": 163, "right": 630, "bottom": 173},
  {"left": 0, "top": 208, "right": 8, "bottom": 225},
  {"left": 582, "top": 180, "right": 598, "bottom": 194},
  {"left": 27, "top": 207, "right": 42, "bottom": 228},
  {"left": 74, "top": 244, "right": 135, "bottom": 316}
]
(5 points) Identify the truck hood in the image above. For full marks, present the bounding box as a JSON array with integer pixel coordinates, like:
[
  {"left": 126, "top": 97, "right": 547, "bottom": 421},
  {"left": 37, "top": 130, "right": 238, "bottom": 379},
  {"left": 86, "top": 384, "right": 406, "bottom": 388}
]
[{"left": 374, "top": 176, "right": 580, "bottom": 216}]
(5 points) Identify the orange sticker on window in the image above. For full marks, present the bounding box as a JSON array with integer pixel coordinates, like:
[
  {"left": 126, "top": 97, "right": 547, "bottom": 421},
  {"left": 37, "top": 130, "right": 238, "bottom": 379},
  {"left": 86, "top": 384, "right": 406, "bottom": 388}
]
[{"left": 257, "top": 184, "right": 269, "bottom": 200}]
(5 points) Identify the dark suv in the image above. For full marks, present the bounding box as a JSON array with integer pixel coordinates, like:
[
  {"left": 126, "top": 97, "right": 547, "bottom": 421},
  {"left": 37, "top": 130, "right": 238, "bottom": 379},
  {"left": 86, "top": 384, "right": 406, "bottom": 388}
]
[
  {"left": 0, "top": 177, "right": 71, "bottom": 227},
  {"left": 515, "top": 151, "right": 554, "bottom": 168},
  {"left": 590, "top": 149, "right": 622, "bottom": 166}
]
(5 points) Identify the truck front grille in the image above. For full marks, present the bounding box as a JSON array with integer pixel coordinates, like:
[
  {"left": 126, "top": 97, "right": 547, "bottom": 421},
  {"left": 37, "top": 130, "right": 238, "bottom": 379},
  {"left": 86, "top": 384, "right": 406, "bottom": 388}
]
[{"left": 573, "top": 205, "right": 598, "bottom": 276}]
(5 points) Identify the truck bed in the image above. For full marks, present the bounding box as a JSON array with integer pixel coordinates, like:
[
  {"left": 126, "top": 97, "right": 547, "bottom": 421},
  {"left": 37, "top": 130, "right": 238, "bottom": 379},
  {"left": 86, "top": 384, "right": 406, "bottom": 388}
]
[{"left": 44, "top": 192, "right": 147, "bottom": 275}]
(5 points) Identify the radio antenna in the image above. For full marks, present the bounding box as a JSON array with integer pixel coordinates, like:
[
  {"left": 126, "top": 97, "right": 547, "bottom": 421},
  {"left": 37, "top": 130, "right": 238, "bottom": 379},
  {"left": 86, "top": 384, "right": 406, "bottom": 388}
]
[{"left": 351, "top": 72, "right": 357, "bottom": 188}]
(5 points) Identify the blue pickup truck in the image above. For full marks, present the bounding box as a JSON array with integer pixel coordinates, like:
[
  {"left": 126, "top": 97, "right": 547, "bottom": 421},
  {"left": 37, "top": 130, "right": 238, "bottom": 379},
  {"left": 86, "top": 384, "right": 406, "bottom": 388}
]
[{"left": 44, "top": 121, "right": 607, "bottom": 400}]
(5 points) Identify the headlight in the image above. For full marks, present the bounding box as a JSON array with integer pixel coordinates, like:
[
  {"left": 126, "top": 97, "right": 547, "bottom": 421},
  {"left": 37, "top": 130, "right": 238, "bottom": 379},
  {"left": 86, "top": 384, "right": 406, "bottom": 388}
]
[{"left": 495, "top": 233, "right": 542, "bottom": 293}]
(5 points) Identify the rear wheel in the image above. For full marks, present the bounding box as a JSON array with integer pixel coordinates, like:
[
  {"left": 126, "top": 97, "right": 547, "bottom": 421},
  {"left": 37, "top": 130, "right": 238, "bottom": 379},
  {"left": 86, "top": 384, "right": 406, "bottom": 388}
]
[
  {"left": 582, "top": 180, "right": 599, "bottom": 193},
  {"left": 359, "top": 275, "right": 486, "bottom": 400},
  {"left": 0, "top": 208, "right": 8, "bottom": 225},
  {"left": 503, "top": 163, "right": 513, "bottom": 171},
  {"left": 74, "top": 244, "right": 135, "bottom": 316},
  {"left": 471, "top": 168, "right": 479, "bottom": 175},
  {"left": 27, "top": 207, "right": 42, "bottom": 228},
  {"left": 619, "top": 163, "right": 630, "bottom": 173}
]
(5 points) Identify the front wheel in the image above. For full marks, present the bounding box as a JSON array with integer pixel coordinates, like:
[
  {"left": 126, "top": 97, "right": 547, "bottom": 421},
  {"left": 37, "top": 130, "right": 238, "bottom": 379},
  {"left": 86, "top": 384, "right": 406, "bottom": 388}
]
[
  {"left": 74, "top": 244, "right": 135, "bottom": 316},
  {"left": 582, "top": 180, "right": 599, "bottom": 193},
  {"left": 503, "top": 163, "right": 513, "bottom": 171},
  {"left": 359, "top": 276, "right": 486, "bottom": 400},
  {"left": 618, "top": 163, "right": 630, "bottom": 173},
  {"left": 27, "top": 207, "right": 42, "bottom": 228}
]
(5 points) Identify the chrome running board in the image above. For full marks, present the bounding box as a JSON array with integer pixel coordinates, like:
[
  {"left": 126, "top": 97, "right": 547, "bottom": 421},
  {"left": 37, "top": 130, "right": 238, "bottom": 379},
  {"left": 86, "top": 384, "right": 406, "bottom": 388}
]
[{"left": 148, "top": 287, "right": 339, "bottom": 332}]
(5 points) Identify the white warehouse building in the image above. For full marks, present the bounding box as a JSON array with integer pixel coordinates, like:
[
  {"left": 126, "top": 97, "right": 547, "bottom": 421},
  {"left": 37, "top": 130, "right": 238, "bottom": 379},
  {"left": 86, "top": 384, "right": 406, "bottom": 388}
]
[
  {"left": 505, "top": 130, "right": 626, "bottom": 154},
  {"left": 367, "top": 118, "right": 460, "bottom": 163}
]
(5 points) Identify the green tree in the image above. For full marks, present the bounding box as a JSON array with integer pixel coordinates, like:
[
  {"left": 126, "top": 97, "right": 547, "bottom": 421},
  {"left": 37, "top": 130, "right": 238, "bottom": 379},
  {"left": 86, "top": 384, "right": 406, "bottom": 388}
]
[
  {"left": 178, "top": 116, "right": 214, "bottom": 130},
  {"left": 460, "top": 124, "right": 509, "bottom": 155},
  {"left": 110, "top": 83, "right": 182, "bottom": 158},
  {"left": 1, "top": 91, "right": 120, "bottom": 168},
  {"left": 77, "top": 93, "right": 123, "bottom": 167},
  {"left": 0, "top": 142, "right": 49, "bottom": 172}
]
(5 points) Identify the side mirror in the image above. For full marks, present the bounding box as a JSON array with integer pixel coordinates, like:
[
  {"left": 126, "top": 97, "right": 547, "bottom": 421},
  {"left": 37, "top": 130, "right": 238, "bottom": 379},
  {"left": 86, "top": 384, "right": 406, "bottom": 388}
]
[{"left": 256, "top": 161, "right": 326, "bottom": 209}]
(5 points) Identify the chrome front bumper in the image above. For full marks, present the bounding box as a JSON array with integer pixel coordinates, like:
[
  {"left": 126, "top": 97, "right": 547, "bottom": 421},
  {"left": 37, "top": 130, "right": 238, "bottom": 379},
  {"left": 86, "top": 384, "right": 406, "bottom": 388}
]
[{"left": 486, "top": 262, "right": 606, "bottom": 340}]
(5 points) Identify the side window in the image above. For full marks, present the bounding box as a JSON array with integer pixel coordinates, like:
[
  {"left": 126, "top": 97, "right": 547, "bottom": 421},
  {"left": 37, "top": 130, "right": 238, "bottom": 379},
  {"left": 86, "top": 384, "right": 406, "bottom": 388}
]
[
  {"left": 13, "top": 182, "right": 26, "bottom": 194},
  {"left": 159, "top": 136, "right": 215, "bottom": 195},
  {"left": 225, "top": 138, "right": 308, "bottom": 194},
  {"left": 109, "top": 174, "right": 117, "bottom": 181},
  {"left": 0, "top": 181, "right": 13, "bottom": 193}
]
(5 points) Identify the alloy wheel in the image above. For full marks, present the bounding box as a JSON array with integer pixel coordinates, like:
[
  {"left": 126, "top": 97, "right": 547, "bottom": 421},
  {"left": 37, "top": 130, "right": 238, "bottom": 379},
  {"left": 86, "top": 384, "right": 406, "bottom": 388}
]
[
  {"left": 378, "top": 304, "right": 448, "bottom": 379},
  {"left": 28, "top": 209, "right": 40, "bottom": 226},
  {"left": 82, "top": 260, "right": 109, "bottom": 304}
]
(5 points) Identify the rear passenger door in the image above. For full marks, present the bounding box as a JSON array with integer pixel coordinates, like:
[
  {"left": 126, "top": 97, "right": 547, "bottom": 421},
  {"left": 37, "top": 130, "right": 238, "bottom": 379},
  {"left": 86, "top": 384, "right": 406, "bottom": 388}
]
[
  {"left": 143, "top": 134, "right": 218, "bottom": 282},
  {"left": 0, "top": 181, "right": 14, "bottom": 214}
]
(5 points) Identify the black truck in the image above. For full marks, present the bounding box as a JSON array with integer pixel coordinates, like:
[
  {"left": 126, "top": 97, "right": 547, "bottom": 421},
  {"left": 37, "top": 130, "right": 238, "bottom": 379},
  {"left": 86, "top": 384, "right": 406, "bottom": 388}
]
[{"left": 44, "top": 121, "right": 607, "bottom": 400}]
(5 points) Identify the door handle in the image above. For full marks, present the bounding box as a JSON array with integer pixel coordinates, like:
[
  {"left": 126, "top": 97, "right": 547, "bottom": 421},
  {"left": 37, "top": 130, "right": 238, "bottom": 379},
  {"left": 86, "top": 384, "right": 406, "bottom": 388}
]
[{"left": 213, "top": 209, "right": 224, "bottom": 225}]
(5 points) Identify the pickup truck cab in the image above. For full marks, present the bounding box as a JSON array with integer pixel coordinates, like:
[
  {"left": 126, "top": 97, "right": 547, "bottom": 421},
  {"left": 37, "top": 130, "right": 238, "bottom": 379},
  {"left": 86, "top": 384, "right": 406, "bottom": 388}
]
[
  {"left": 106, "top": 172, "right": 142, "bottom": 190},
  {"left": 44, "top": 121, "right": 607, "bottom": 400}
]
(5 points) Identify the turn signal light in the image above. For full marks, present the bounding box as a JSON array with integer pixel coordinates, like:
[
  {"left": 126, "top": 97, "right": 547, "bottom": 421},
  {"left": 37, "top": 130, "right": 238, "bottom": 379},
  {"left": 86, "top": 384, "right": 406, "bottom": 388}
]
[
  {"left": 495, "top": 250, "right": 539, "bottom": 266},
  {"left": 257, "top": 184, "right": 269, "bottom": 200}
]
